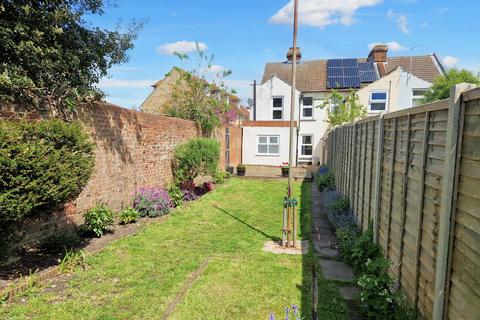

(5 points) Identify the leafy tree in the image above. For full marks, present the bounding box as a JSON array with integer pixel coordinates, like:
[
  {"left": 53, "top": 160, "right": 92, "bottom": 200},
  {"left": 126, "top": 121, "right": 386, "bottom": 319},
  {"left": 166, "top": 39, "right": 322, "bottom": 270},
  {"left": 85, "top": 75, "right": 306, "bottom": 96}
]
[
  {"left": 422, "top": 69, "right": 480, "bottom": 103},
  {"left": 162, "top": 45, "right": 239, "bottom": 135},
  {"left": 0, "top": 0, "right": 142, "bottom": 114},
  {"left": 322, "top": 89, "right": 367, "bottom": 126}
]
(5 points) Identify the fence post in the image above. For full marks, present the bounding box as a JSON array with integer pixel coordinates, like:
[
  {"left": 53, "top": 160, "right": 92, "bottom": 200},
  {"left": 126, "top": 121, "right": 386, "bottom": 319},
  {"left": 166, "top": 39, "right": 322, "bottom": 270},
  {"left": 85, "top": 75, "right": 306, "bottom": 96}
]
[
  {"left": 433, "top": 84, "right": 474, "bottom": 320},
  {"left": 350, "top": 122, "right": 358, "bottom": 209},
  {"left": 372, "top": 115, "right": 385, "bottom": 244}
]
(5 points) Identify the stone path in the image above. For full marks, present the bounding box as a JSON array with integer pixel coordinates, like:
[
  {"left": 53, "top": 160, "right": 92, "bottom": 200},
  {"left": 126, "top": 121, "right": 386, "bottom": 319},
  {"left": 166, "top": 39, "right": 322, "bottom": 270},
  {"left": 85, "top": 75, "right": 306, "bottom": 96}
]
[{"left": 311, "top": 182, "right": 366, "bottom": 319}]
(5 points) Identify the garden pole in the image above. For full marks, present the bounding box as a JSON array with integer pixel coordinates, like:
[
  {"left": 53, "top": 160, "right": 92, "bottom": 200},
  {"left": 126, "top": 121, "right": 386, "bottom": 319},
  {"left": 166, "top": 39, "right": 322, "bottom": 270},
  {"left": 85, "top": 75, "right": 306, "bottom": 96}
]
[
  {"left": 282, "top": 197, "right": 287, "bottom": 247},
  {"left": 286, "top": 0, "right": 299, "bottom": 248}
]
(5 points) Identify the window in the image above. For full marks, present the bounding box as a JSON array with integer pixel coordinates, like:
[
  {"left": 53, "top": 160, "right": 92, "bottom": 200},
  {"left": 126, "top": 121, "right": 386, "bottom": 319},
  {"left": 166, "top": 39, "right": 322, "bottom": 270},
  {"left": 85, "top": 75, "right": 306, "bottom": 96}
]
[
  {"left": 369, "top": 91, "right": 388, "bottom": 112},
  {"left": 412, "top": 89, "right": 428, "bottom": 107},
  {"left": 330, "top": 97, "right": 341, "bottom": 114},
  {"left": 272, "top": 97, "right": 283, "bottom": 120},
  {"left": 257, "top": 135, "right": 280, "bottom": 155},
  {"left": 301, "top": 97, "right": 314, "bottom": 119},
  {"left": 300, "top": 135, "right": 313, "bottom": 157}
]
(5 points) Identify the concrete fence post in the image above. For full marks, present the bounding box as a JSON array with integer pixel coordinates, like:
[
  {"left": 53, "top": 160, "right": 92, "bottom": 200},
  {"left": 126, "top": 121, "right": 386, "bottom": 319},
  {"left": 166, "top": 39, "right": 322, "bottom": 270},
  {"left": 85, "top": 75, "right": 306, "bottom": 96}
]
[
  {"left": 372, "top": 115, "right": 385, "bottom": 244},
  {"left": 433, "top": 83, "right": 475, "bottom": 320}
]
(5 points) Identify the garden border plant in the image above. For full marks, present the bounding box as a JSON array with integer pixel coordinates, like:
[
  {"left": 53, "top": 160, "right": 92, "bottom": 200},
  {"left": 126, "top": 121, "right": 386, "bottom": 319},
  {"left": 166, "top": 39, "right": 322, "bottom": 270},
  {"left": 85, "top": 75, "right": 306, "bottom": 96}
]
[{"left": 317, "top": 167, "right": 414, "bottom": 319}]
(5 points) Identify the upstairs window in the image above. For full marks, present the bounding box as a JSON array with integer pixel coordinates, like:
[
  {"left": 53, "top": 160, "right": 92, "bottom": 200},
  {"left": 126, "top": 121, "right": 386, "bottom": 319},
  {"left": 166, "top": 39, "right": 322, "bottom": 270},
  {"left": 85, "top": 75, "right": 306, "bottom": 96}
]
[
  {"left": 412, "top": 89, "right": 428, "bottom": 107},
  {"left": 257, "top": 135, "right": 280, "bottom": 155},
  {"left": 272, "top": 97, "right": 284, "bottom": 120},
  {"left": 369, "top": 91, "right": 388, "bottom": 112},
  {"left": 301, "top": 97, "right": 313, "bottom": 119}
]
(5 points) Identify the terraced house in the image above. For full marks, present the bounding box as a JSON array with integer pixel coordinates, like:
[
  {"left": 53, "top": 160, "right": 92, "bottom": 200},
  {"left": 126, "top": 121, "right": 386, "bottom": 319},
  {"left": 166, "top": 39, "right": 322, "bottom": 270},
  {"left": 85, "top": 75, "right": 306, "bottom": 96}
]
[{"left": 242, "top": 45, "right": 445, "bottom": 167}]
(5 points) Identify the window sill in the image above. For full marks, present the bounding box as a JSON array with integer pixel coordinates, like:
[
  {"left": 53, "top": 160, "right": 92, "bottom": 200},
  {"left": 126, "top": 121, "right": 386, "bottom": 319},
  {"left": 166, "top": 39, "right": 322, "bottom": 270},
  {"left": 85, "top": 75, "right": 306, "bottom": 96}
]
[
  {"left": 300, "top": 118, "right": 315, "bottom": 122},
  {"left": 255, "top": 154, "right": 280, "bottom": 157}
]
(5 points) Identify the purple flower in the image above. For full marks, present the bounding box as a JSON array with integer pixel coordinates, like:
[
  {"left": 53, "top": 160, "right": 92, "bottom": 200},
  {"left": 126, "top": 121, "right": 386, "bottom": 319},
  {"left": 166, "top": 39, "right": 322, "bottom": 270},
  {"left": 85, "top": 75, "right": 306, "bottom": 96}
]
[
  {"left": 133, "top": 186, "right": 172, "bottom": 217},
  {"left": 269, "top": 314, "right": 276, "bottom": 320}
]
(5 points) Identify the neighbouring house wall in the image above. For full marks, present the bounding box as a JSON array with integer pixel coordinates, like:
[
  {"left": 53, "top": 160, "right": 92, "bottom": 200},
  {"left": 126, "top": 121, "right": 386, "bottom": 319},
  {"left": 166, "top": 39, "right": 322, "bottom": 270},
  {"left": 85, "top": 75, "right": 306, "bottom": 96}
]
[
  {"left": 0, "top": 102, "right": 200, "bottom": 246},
  {"left": 325, "top": 86, "right": 480, "bottom": 320}
]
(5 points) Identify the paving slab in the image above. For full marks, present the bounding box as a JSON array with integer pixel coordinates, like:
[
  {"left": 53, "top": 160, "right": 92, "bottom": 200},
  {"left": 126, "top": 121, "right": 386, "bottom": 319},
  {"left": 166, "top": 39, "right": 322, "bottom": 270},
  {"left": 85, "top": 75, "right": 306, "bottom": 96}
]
[
  {"left": 319, "top": 259, "right": 355, "bottom": 282},
  {"left": 339, "top": 286, "right": 360, "bottom": 301},
  {"left": 314, "top": 246, "right": 340, "bottom": 259}
]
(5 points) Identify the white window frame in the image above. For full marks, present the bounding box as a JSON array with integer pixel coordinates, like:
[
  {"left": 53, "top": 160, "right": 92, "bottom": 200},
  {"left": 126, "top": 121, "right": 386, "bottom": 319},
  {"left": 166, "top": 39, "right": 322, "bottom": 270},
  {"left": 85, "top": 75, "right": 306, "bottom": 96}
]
[
  {"left": 369, "top": 90, "right": 388, "bottom": 113},
  {"left": 301, "top": 96, "right": 314, "bottom": 120},
  {"left": 256, "top": 135, "right": 280, "bottom": 156},
  {"left": 299, "top": 134, "right": 314, "bottom": 159},
  {"left": 412, "top": 88, "right": 428, "bottom": 107},
  {"left": 272, "top": 96, "right": 284, "bottom": 120},
  {"left": 329, "top": 97, "right": 341, "bottom": 114}
]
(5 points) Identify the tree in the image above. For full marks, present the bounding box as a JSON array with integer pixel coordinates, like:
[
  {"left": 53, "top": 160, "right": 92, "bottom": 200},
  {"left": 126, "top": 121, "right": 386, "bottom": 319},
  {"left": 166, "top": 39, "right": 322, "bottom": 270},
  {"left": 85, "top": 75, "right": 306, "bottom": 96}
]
[
  {"left": 422, "top": 69, "right": 479, "bottom": 103},
  {"left": 0, "top": 0, "right": 142, "bottom": 114},
  {"left": 322, "top": 89, "right": 367, "bottom": 126},
  {"left": 162, "top": 46, "right": 238, "bottom": 135}
]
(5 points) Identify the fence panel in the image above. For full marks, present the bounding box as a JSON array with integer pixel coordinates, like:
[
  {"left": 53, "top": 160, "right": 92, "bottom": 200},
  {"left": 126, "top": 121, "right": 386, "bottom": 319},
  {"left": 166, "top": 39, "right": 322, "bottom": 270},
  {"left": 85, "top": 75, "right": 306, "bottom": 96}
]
[{"left": 325, "top": 87, "right": 480, "bottom": 319}]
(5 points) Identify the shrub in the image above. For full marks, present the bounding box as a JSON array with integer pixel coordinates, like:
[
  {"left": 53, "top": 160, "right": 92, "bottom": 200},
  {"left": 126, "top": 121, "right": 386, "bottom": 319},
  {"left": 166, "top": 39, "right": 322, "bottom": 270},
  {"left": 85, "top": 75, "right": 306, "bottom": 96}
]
[
  {"left": 213, "top": 170, "right": 230, "bottom": 184},
  {"left": 119, "top": 207, "right": 140, "bottom": 225},
  {"left": 168, "top": 184, "right": 184, "bottom": 207},
  {"left": 83, "top": 205, "right": 115, "bottom": 237},
  {"left": 0, "top": 120, "right": 94, "bottom": 222},
  {"left": 173, "top": 138, "right": 220, "bottom": 184},
  {"left": 40, "top": 228, "right": 82, "bottom": 253},
  {"left": 327, "top": 196, "right": 350, "bottom": 213},
  {"left": 133, "top": 187, "right": 172, "bottom": 217},
  {"left": 316, "top": 168, "right": 335, "bottom": 192},
  {"left": 323, "top": 191, "right": 357, "bottom": 230}
]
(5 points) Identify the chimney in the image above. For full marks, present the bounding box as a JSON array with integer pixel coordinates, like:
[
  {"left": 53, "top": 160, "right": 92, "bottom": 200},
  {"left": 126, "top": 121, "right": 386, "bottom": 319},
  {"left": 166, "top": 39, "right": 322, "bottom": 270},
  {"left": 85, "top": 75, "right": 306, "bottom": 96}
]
[
  {"left": 286, "top": 47, "right": 301, "bottom": 62},
  {"left": 368, "top": 45, "right": 388, "bottom": 63}
]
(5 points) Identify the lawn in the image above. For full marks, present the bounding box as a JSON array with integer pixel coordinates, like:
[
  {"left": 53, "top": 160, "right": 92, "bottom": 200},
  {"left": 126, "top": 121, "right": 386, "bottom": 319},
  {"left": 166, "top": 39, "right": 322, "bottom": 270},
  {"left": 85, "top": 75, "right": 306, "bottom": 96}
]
[{"left": 0, "top": 178, "right": 346, "bottom": 319}]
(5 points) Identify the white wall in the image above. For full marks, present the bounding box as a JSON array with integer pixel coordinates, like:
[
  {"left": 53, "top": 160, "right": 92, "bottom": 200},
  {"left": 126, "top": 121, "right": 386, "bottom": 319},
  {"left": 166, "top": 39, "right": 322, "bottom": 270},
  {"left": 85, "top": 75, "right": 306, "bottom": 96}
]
[
  {"left": 249, "top": 76, "right": 332, "bottom": 165},
  {"left": 242, "top": 126, "right": 291, "bottom": 166},
  {"left": 397, "top": 72, "right": 432, "bottom": 109}
]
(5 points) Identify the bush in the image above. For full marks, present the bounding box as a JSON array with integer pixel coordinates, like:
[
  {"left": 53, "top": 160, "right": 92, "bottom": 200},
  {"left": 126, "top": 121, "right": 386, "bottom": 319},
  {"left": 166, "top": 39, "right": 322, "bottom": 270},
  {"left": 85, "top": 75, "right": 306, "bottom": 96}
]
[
  {"left": 83, "top": 205, "right": 115, "bottom": 237},
  {"left": 133, "top": 187, "right": 172, "bottom": 217},
  {"left": 40, "top": 228, "right": 82, "bottom": 253},
  {"left": 168, "top": 184, "right": 184, "bottom": 207},
  {"left": 323, "top": 191, "right": 357, "bottom": 230},
  {"left": 316, "top": 167, "right": 335, "bottom": 192},
  {"left": 213, "top": 170, "right": 230, "bottom": 184},
  {"left": 173, "top": 138, "right": 220, "bottom": 184},
  {"left": 0, "top": 120, "right": 94, "bottom": 222},
  {"left": 119, "top": 207, "right": 140, "bottom": 225}
]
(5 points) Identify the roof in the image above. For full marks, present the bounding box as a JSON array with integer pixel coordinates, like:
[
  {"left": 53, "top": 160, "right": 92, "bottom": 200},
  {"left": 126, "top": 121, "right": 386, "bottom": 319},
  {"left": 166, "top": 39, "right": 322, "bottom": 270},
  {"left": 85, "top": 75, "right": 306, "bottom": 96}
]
[{"left": 261, "top": 55, "right": 443, "bottom": 92}]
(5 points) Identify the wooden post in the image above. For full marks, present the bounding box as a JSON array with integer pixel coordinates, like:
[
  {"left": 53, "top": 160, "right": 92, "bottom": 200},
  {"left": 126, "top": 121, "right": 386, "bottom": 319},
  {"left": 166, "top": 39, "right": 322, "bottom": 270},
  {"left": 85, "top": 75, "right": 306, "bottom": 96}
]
[
  {"left": 373, "top": 115, "right": 385, "bottom": 244},
  {"left": 385, "top": 118, "right": 398, "bottom": 258},
  {"left": 413, "top": 111, "right": 430, "bottom": 312},
  {"left": 433, "top": 84, "right": 473, "bottom": 320},
  {"left": 367, "top": 121, "right": 375, "bottom": 224},
  {"left": 350, "top": 123, "right": 358, "bottom": 209},
  {"left": 398, "top": 113, "right": 412, "bottom": 283}
]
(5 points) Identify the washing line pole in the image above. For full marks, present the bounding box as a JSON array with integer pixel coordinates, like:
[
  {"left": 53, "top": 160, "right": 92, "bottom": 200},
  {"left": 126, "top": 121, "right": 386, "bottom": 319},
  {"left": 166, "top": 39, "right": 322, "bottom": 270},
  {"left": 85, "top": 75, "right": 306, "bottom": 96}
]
[{"left": 285, "top": 0, "right": 299, "bottom": 248}]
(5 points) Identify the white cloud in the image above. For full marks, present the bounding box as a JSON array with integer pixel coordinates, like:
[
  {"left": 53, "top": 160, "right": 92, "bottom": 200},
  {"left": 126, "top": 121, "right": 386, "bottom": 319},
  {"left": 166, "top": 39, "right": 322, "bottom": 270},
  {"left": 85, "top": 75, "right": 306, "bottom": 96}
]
[
  {"left": 443, "top": 56, "right": 459, "bottom": 68},
  {"left": 387, "top": 9, "right": 410, "bottom": 34},
  {"left": 368, "top": 41, "right": 408, "bottom": 51},
  {"left": 156, "top": 41, "right": 207, "bottom": 55},
  {"left": 201, "top": 64, "right": 227, "bottom": 74},
  {"left": 97, "top": 79, "right": 155, "bottom": 89},
  {"left": 269, "top": 0, "right": 382, "bottom": 28},
  {"left": 435, "top": 6, "right": 449, "bottom": 14}
]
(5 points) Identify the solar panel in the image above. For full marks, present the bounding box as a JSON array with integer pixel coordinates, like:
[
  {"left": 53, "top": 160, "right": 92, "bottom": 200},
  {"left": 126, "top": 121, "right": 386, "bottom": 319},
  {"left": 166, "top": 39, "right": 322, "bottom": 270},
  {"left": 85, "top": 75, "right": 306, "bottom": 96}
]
[
  {"left": 358, "top": 62, "right": 378, "bottom": 83},
  {"left": 343, "top": 59, "right": 358, "bottom": 68},
  {"left": 327, "top": 59, "right": 343, "bottom": 68},
  {"left": 328, "top": 68, "right": 343, "bottom": 77},
  {"left": 328, "top": 77, "right": 344, "bottom": 89},
  {"left": 327, "top": 59, "right": 361, "bottom": 89}
]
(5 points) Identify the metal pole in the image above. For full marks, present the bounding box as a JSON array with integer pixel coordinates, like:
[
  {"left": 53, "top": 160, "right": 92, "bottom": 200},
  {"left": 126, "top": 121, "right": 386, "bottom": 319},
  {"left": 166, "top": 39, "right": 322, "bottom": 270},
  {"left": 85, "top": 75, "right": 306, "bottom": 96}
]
[
  {"left": 287, "top": 0, "right": 299, "bottom": 247},
  {"left": 253, "top": 80, "right": 257, "bottom": 121},
  {"left": 282, "top": 197, "right": 287, "bottom": 247}
]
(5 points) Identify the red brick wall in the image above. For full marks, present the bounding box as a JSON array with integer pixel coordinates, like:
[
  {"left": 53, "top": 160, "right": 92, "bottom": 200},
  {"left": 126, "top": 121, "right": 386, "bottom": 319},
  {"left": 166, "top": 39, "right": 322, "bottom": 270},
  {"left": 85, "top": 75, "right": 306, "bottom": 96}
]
[{"left": 0, "top": 102, "right": 199, "bottom": 246}]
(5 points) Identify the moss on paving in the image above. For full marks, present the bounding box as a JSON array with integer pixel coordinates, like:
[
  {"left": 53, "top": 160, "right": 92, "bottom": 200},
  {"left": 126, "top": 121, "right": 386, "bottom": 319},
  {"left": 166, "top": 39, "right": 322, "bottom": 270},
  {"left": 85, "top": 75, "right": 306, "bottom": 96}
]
[{"left": 1, "top": 179, "right": 347, "bottom": 319}]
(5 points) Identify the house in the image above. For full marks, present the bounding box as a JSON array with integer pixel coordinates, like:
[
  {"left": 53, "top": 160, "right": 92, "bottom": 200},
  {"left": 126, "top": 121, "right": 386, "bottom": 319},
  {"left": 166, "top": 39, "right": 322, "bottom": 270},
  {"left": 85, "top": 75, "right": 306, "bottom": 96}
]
[
  {"left": 357, "top": 66, "right": 434, "bottom": 116},
  {"left": 242, "top": 45, "right": 445, "bottom": 166}
]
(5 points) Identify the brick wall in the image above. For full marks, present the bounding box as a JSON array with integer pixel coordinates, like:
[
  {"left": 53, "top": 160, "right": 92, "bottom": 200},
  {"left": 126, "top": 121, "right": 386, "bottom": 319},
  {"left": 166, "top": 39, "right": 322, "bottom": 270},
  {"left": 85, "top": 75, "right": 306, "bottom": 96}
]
[{"left": 0, "top": 102, "right": 199, "bottom": 247}]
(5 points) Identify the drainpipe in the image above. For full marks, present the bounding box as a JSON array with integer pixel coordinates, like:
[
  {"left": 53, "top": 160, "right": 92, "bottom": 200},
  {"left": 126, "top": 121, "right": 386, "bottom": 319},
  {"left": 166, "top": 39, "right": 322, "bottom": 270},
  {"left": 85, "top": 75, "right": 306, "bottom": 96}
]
[
  {"left": 253, "top": 80, "right": 257, "bottom": 121},
  {"left": 296, "top": 94, "right": 303, "bottom": 166}
]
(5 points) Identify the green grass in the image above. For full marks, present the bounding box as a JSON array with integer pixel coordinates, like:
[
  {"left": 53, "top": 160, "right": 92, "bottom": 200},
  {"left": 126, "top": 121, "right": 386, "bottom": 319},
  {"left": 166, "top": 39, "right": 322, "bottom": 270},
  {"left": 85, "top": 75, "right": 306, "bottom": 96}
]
[{"left": 1, "top": 178, "right": 347, "bottom": 319}]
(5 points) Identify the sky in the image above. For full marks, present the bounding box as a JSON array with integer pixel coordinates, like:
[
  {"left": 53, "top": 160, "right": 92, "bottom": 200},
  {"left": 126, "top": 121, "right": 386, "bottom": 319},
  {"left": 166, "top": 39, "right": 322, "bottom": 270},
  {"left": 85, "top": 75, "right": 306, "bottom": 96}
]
[{"left": 88, "top": 0, "right": 480, "bottom": 108}]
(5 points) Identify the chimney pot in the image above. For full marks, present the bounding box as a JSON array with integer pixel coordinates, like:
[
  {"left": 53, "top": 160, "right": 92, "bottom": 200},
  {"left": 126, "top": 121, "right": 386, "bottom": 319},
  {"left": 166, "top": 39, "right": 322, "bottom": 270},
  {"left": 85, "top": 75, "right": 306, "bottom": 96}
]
[
  {"left": 368, "top": 45, "right": 388, "bottom": 63},
  {"left": 286, "top": 47, "right": 301, "bottom": 62}
]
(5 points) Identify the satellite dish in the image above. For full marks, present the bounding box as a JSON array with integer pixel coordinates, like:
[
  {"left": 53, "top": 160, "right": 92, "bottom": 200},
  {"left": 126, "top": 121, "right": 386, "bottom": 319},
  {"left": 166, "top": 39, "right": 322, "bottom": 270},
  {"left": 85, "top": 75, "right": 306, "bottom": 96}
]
[{"left": 247, "top": 98, "right": 254, "bottom": 108}]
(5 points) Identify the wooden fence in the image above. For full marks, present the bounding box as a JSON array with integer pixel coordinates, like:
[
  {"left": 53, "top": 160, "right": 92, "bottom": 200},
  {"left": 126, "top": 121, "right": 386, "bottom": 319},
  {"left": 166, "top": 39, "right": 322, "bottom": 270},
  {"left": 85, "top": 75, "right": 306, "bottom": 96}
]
[{"left": 325, "top": 85, "right": 480, "bottom": 320}]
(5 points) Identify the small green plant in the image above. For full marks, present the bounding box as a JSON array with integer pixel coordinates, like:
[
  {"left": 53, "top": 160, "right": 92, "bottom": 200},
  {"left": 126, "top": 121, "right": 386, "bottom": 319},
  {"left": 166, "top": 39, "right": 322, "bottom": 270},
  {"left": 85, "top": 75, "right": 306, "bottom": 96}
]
[
  {"left": 59, "top": 249, "right": 87, "bottom": 273},
  {"left": 119, "top": 207, "right": 140, "bottom": 225},
  {"left": 83, "top": 205, "right": 115, "bottom": 237},
  {"left": 316, "top": 171, "right": 335, "bottom": 192},
  {"left": 40, "top": 228, "right": 82, "bottom": 253},
  {"left": 327, "top": 196, "right": 350, "bottom": 213},
  {"left": 168, "top": 184, "right": 184, "bottom": 207},
  {"left": 213, "top": 170, "right": 230, "bottom": 184}
]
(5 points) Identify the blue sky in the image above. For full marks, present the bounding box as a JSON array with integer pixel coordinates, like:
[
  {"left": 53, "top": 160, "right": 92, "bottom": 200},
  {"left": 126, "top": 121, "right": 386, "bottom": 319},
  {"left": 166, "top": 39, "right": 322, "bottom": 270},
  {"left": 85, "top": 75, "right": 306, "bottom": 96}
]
[{"left": 89, "top": 0, "right": 479, "bottom": 108}]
